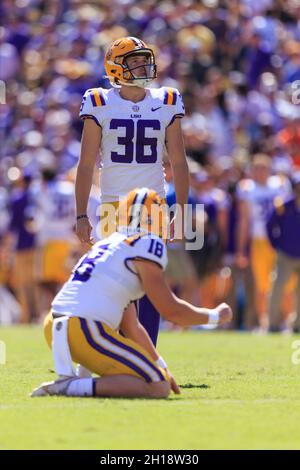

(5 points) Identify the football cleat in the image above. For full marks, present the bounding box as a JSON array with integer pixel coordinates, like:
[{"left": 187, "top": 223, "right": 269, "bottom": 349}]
[{"left": 30, "top": 376, "right": 75, "bottom": 397}]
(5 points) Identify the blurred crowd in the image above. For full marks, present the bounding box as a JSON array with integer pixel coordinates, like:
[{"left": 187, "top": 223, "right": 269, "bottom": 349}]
[{"left": 0, "top": 0, "right": 300, "bottom": 332}]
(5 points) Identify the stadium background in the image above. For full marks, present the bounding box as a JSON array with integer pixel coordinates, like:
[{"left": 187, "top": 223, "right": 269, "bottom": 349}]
[{"left": 1, "top": 0, "right": 300, "bottom": 330}]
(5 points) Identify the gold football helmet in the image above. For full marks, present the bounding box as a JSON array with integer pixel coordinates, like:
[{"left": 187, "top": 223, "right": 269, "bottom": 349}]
[
  {"left": 104, "top": 36, "right": 157, "bottom": 88},
  {"left": 117, "top": 188, "right": 167, "bottom": 239}
]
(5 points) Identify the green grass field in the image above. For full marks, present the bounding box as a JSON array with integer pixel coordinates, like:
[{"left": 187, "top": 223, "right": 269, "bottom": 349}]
[{"left": 0, "top": 326, "right": 299, "bottom": 450}]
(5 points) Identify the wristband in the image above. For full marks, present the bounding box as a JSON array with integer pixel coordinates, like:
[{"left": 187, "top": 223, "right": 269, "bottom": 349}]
[
  {"left": 208, "top": 309, "right": 219, "bottom": 325},
  {"left": 76, "top": 214, "right": 88, "bottom": 221}
]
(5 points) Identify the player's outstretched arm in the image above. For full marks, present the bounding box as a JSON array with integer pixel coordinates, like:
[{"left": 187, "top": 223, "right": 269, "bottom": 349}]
[
  {"left": 134, "top": 259, "right": 232, "bottom": 327},
  {"left": 75, "top": 119, "right": 101, "bottom": 244}
]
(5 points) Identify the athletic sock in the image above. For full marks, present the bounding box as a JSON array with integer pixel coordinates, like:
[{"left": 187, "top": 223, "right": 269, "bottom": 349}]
[{"left": 66, "top": 378, "right": 95, "bottom": 397}]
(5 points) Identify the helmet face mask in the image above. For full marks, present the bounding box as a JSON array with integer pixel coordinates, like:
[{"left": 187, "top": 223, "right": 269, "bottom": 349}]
[
  {"left": 122, "top": 50, "right": 156, "bottom": 84},
  {"left": 105, "top": 37, "right": 157, "bottom": 88}
]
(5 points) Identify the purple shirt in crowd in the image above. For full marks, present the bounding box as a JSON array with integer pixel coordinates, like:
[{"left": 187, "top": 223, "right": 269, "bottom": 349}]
[{"left": 9, "top": 190, "right": 35, "bottom": 251}]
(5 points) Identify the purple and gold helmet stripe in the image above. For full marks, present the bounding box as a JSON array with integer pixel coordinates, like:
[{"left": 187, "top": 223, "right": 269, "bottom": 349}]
[
  {"left": 129, "top": 36, "right": 144, "bottom": 48},
  {"left": 128, "top": 189, "right": 148, "bottom": 228}
]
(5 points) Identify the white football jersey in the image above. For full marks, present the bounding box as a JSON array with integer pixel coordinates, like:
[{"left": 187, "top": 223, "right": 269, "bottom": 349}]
[
  {"left": 52, "top": 231, "right": 168, "bottom": 330},
  {"left": 237, "top": 175, "right": 291, "bottom": 239},
  {"left": 36, "top": 180, "right": 76, "bottom": 244},
  {"left": 79, "top": 86, "right": 185, "bottom": 203}
]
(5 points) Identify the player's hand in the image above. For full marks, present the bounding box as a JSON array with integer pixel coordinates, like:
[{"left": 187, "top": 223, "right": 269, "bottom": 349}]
[
  {"left": 76, "top": 217, "right": 94, "bottom": 246},
  {"left": 165, "top": 369, "right": 181, "bottom": 394},
  {"left": 216, "top": 302, "right": 233, "bottom": 325}
]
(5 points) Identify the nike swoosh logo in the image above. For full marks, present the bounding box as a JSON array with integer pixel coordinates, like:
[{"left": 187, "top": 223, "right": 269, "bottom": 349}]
[{"left": 151, "top": 106, "right": 162, "bottom": 112}]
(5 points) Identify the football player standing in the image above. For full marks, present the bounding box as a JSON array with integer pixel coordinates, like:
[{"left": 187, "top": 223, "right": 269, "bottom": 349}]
[{"left": 75, "top": 37, "right": 189, "bottom": 345}]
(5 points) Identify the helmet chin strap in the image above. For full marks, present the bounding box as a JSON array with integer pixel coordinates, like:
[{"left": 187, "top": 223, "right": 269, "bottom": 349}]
[
  {"left": 121, "top": 78, "right": 151, "bottom": 88},
  {"left": 107, "top": 77, "right": 153, "bottom": 88}
]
